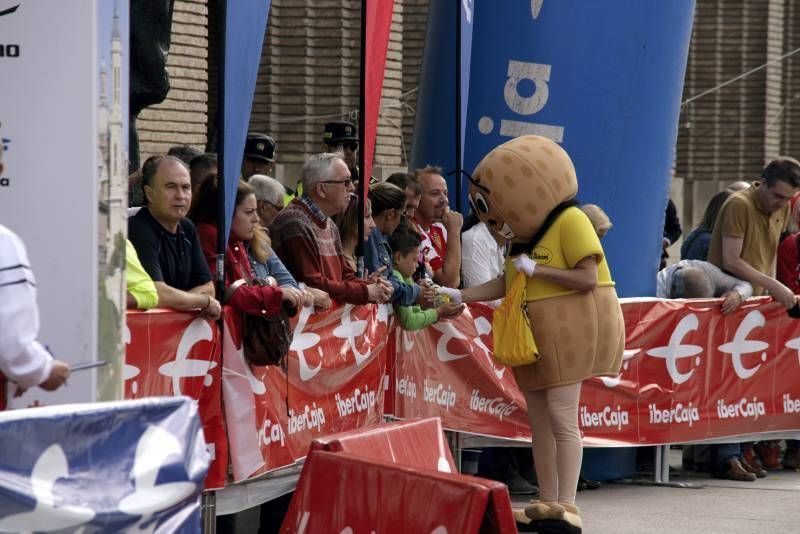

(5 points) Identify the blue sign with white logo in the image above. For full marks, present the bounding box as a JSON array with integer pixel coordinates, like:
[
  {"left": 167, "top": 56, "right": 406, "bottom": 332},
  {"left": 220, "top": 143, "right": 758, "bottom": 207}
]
[
  {"left": 413, "top": 0, "right": 695, "bottom": 297},
  {"left": 0, "top": 397, "right": 209, "bottom": 533}
]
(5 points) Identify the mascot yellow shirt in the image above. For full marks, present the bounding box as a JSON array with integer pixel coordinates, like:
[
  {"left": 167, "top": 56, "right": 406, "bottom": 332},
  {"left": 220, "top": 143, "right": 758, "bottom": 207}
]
[{"left": 505, "top": 207, "right": 614, "bottom": 301}]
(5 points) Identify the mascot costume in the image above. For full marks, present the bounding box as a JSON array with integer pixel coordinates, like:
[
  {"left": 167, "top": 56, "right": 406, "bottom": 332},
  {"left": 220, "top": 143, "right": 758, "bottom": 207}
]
[{"left": 448, "top": 135, "right": 624, "bottom": 533}]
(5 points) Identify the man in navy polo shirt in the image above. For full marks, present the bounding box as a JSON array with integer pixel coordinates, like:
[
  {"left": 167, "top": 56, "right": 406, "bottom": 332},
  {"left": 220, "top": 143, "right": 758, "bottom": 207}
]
[{"left": 128, "top": 155, "right": 221, "bottom": 319}]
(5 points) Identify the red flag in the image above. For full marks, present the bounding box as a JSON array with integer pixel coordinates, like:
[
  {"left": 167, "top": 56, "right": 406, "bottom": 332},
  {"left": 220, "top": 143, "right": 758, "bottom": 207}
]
[{"left": 362, "top": 0, "right": 395, "bottom": 196}]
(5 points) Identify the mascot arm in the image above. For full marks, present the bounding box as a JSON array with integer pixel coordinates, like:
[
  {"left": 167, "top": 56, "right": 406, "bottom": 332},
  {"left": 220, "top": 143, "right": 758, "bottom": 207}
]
[
  {"left": 460, "top": 276, "right": 506, "bottom": 303},
  {"left": 533, "top": 256, "right": 598, "bottom": 292}
]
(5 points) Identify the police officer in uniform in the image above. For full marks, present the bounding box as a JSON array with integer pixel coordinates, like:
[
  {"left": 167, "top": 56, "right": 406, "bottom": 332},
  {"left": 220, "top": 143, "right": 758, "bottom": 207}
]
[{"left": 241, "top": 132, "right": 276, "bottom": 181}]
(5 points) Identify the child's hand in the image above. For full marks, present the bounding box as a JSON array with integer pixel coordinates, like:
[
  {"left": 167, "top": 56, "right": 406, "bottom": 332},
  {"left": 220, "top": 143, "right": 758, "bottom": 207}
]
[{"left": 437, "top": 302, "right": 465, "bottom": 320}]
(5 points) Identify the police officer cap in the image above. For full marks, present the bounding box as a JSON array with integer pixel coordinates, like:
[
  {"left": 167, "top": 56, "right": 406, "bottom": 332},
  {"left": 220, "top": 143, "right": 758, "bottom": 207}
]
[
  {"left": 323, "top": 121, "right": 359, "bottom": 146},
  {"left": 244, "top": 132, "right": 276, "bottom": 162}
]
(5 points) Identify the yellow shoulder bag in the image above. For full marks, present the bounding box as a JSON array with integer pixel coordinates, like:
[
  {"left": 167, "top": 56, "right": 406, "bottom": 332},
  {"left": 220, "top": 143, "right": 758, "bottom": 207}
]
[{"left": 492, "top": 271, "right": 540, "bottom": 367}]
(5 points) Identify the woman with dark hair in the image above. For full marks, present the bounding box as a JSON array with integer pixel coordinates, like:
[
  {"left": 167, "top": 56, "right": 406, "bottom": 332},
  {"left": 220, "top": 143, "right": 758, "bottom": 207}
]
[
  {"left": 189, "top": 177, "right": 310, "bottom": 317},
  {"left": 364, "top": 182, "right": 434, "bottom": 307},
  {"left": 681, "top": 190, "right": 731, "bottom": 261},
  {"left": 334, "top": 195, "right": 376, "bottom": 273}
]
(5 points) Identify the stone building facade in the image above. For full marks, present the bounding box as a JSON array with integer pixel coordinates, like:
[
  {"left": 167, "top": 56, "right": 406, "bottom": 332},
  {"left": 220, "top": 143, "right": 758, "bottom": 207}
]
[{"left": 135, "top": 1, "right": 800, "bottom": 233}]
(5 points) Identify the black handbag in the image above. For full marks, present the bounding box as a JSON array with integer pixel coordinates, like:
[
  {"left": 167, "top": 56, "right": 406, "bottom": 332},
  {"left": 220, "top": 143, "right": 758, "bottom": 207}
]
[{"left": 226, "top": 278, "right": 293, "bottom": 368}]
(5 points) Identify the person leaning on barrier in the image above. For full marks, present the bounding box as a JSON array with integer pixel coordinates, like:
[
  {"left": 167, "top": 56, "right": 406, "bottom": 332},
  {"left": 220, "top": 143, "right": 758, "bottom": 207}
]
[
  {"left": 656, "top": 259, "right": 752, "bottom": 314},
  {"left": 126, "top": 239, "right": 158, "bottom": 309},
  {"left": 269, "top": 153, "right": 393, "bottom": 305},
  {"left": 189, "top": 178, "right": 310, "bottom": 315},
  {"left": 366, "top": 182, "right": 435, "bottom": 309},
  {"left": 128, "top": 155, "right": 221, "bottom": 319}
]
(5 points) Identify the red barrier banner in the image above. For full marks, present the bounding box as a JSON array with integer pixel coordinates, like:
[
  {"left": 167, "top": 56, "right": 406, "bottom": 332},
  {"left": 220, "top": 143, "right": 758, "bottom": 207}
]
[
  {"left": 222, "top": 303, "right": 390, "bottom": 481},
  {"left": 392, "top": 303, "right": 532, "bottom": 440},
  {"left": 395, "top": 297, "right": 800, "bottom": 446},
  {"left": 124, "top": 310, "right": 227, "bottom": 489},
  {"left": 281, "top": 450, "right": 509, "bottom": 534}
]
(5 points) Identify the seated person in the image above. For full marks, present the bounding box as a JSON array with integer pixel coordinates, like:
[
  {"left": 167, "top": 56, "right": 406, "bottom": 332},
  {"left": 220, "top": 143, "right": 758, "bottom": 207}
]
[
  {"left": 126, "top": 239, "right": 158, "bottom": 309},
  {"left": 189, "top": 178, "right": 309, "bottom": 316},
  {"left": 128, "top": 155, "right": 221, "bottom": 319},
  {"left": 389, "top": 225, "right": 464, "bottom": 330},
  {"left": 656, "top": 259, "right": 752, "bottom": 314},
  {"left": 366, "top": 182, "right": 434, "bottom": 308},
  {"left": 269, "top": 153, "right": 392, "bottom": 305}
]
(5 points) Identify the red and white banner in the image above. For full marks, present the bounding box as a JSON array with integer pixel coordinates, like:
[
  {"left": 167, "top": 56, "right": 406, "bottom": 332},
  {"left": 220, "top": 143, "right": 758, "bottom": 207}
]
[
  {"left": 390, "top": 303, "right": 532, "bottom": 440},
  {"left": 396, "top": 297, "right": 800, "bottom": 446},
  {"left": 221, "top": 304, "right": 390, "bottom": 481},
  {"left": 122, "top": 296, "right": 800, "bottom": 487},
  {"left": 124, "top": 310, "right": 227, "bottom": 489}
]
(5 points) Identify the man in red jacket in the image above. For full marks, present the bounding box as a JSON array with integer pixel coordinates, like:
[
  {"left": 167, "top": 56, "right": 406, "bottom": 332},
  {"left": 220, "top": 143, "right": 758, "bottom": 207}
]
[{"left": 270, "top": 153, "right": 392, "bottom": 305}]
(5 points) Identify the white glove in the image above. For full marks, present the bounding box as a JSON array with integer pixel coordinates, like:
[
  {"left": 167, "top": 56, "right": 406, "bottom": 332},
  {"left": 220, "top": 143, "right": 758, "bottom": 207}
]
[
  {"left": 437, "top": 286, "right": 462, "bottom": 304},
  {"left": 512, "top": 254, "right": 537, "bottom": 277}
]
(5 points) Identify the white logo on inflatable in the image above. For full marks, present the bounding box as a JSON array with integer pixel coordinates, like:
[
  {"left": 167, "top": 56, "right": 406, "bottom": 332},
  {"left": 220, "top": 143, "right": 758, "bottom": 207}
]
[
  {"left": 646, "top": 314, "right": 703, "bottom": 384},
  {"left": 118, "top": 426, "right": 198, "bottom": 523},
  {"left": 599, "top": 349, "right": 641, "bottom": 388},
  {"left": 0, "top": 426, "right": 199, "bottom": 533},
  {"left": 531, "top": 0, "right": 544, "bottom": 19},
  {"left": 472, "top": 315, "right": 505, "bottom": 380},
  {"left": 432, "top": 321, "right": 470, "bottom": 362},
  {"left": 333, "top": 304, "right": 371, "bottom": 367},
  {"left": 157, "top": 318, "right": 218, "bottom": 395},
  {"left": 717, "top": 310, "right": 768, "bottom": 380},
  {"left": 293, "top": 305, "right": 322, "bottom": 382},
  {"left": 0, "top": 445, "right": 95, "bottom": 532},
  {"left": 462, "top": 0, "right": 473, "bottom": 23}
]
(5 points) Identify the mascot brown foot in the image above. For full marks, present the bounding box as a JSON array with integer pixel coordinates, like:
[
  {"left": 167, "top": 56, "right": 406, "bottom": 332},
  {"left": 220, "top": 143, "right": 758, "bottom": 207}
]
[{"left": 521, "top": 502, "right": 581, "bottom": 534}]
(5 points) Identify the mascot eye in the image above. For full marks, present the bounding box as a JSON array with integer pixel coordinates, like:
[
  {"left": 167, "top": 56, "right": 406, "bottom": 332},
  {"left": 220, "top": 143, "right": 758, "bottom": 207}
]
[{"left": 472, "top": 192, "right": 490, "bottom": 214}]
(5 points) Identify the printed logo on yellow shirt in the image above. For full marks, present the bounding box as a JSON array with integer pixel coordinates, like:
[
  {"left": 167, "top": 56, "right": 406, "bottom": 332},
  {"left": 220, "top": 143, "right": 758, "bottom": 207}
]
[{"left": 532, "top": 246, "right": 553, "bottom": 264}]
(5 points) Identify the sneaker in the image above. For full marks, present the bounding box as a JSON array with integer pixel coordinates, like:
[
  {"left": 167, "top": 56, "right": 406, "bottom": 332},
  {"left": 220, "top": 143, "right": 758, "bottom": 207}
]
[
  {"left": 740, "top": 458, "right": 767, "bottom": 478},
  {"left": 742, "top": 446, "right": 765, "bottom": 472},
  {"left": 504, "top": 471, "right": 539, "bottom": 495},
  {"left": 712, "top": 458, "right": 756, "bottom": 482},
  {"left": 754, "top": 441, "right": 782, "bottom": 470},
  {"left": 783, "top": 448, "right": 800, "bottom": 470}
]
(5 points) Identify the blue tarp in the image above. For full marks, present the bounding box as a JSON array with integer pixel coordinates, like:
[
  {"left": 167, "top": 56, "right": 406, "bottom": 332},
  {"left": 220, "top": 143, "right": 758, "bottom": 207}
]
[{"left": 0, "top": 397, "right": 208, "bottom": 532}]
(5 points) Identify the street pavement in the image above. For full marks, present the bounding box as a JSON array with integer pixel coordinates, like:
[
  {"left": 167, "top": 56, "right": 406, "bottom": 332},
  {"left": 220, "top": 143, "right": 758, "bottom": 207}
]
[{"left": 513, "top": 452, "right": 799, "bottom": 533}]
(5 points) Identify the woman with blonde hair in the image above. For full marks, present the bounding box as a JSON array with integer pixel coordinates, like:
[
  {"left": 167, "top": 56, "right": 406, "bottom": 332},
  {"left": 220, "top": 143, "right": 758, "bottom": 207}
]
[{"left": 189, "top": 177, "right": 312, "bottom": 315}]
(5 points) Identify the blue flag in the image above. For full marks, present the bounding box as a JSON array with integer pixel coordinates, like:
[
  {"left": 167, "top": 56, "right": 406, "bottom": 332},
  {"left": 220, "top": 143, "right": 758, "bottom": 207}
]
[{"left": 223, "top": 1, "right": 272, "bottom": 243}]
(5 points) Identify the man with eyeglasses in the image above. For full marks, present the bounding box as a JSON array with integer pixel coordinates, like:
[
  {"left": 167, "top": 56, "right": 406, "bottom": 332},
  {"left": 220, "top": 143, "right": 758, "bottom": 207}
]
[
  {"left": 248, "top": 174, "right": 287, "bottom": 228},
  {"left": 270, "top": 153, "right": 393, "bottom": 305}
]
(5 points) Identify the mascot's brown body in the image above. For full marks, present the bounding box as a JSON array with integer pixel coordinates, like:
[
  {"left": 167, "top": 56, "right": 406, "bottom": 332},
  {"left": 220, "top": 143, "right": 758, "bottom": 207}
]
[{"left": 467, "top": 135, "right": 624, "bottom": 533}]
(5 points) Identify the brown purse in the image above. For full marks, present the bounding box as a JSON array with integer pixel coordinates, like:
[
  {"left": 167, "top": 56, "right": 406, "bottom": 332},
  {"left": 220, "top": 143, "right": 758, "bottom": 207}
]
[{"left": 226, "top": 278, "right": 294, "bottom": 368}]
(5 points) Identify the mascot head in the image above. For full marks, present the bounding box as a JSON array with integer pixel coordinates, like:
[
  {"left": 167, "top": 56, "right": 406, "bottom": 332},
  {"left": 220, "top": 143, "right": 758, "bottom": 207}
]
[{"left": 468, "top": 135, "right": 578, "bottom": 243}]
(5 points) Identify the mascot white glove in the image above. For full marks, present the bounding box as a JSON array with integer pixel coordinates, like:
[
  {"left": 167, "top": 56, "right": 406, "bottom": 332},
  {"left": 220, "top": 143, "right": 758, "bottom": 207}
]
[
  {"left": 437, "top": 286, "right": 463, "bottom": 304},
  {"left": 512, "top": 254, "right": 537, "bottom": 277}
]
